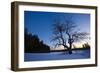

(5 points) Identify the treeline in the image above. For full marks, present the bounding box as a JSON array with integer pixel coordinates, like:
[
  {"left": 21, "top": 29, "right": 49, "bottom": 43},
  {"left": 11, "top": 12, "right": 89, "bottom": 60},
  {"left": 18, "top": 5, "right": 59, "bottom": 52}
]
[
  {"left": 82, "top": 43, "right": 90, "bottom": 49},
  {"left": 24, "top": 28, "right": 50, "bottom": 53}
]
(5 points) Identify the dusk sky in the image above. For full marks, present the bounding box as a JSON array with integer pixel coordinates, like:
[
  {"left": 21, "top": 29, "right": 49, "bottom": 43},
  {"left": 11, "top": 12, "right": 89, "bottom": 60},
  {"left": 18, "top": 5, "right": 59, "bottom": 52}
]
[{"left": 24, "top": 11, "right": 90, "bottom": 47}]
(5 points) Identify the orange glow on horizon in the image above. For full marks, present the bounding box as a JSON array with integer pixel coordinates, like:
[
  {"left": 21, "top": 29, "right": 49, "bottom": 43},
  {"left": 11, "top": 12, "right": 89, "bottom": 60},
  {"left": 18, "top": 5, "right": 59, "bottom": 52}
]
[{"left": 51, "top": 41, "right": 90, "bottom": 50}]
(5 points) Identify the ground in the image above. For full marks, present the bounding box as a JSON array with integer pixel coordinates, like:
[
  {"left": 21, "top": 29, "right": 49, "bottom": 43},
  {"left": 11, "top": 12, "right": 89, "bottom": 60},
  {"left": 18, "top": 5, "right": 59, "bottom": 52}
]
[{"left": 24, "top": 49, "right": 90, "bottom": 61}]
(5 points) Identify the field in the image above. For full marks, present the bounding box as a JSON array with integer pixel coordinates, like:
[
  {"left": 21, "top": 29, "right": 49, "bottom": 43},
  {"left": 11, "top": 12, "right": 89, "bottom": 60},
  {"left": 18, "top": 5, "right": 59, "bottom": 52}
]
[{"left": 24, "top": 49, "right": 90, "bottom": 61}]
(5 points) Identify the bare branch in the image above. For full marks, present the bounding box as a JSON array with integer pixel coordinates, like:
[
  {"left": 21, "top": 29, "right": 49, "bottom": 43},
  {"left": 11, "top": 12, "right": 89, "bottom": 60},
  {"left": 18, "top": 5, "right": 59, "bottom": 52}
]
[
  {"left": 51, "top": 17, "right": 89, "bottom": 54},
  {"left": 72, "top": 32, "right": 89, "bottom": 42}
]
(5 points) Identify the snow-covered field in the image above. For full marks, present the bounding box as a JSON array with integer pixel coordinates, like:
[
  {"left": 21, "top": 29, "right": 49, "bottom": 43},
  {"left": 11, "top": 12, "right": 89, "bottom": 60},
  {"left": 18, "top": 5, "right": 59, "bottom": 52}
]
[{"left": 24, "top": 49, "right": 90, "bottom": 61}]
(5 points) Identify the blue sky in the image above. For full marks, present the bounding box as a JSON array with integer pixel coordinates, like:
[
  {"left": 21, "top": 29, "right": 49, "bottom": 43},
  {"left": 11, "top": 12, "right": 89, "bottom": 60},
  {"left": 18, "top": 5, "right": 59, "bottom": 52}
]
[{"left": 24, "top": 11, "right": 90, "bottom": 47}]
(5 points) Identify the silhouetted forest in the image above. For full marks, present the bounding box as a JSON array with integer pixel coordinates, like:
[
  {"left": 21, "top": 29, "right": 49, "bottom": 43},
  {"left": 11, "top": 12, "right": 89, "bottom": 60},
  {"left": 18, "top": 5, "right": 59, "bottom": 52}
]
[
  {"left": 82, "top": 43, "right": 90, "bottom": 49},
  {"left": 24, "top": 28, "right": 50, "bottom": 53}
]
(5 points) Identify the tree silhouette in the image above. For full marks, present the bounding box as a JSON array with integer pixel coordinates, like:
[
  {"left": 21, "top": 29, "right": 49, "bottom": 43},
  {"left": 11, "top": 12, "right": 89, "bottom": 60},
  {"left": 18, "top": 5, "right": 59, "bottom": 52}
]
[
  {"left": 24, "top": 28, "right": 50, "bottom": 53},
  {"left": 51, "top": 17, "right": 89, "bottom": 54},
  {"left": 82, "top": 43, "right": 90, "bottom": 49}
]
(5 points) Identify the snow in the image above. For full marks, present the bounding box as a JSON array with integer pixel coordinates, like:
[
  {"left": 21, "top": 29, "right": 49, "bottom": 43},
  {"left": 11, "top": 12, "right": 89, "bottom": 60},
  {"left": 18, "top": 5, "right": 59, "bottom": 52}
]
[{"left": 24, "top": 49, "right": 90, "bottom": 61}]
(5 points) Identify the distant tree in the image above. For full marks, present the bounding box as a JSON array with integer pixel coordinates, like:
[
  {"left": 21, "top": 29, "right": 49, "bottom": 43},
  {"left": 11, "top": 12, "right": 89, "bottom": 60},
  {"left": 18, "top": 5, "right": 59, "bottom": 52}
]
[
  {"left": 82, "top": 43, "right": 90, "bottom": 49},
  {"left": 51, "top": 17, "right": 89, "bottom": 54},
  {"left": 73, "top": 45, "right": 76, "bottom": 49},
  {"left": 24, "top": 28, "right": 50, "bottom": 53}
]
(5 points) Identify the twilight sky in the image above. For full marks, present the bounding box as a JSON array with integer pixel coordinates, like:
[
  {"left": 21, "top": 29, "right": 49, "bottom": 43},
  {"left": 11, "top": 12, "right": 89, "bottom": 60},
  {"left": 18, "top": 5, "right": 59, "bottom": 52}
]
[{"left": 24, "top": 11, "right": 90, "bottom": 47}]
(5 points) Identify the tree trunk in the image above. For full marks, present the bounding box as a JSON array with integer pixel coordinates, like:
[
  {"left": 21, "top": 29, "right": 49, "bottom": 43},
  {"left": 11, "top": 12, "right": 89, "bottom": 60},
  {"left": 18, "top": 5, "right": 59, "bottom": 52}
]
[
  {"left": 68, "top": 42, "right": 72, "bottom": 54},
  {"left": 68, "top": 38, "right": 72, "bottom": 54}
]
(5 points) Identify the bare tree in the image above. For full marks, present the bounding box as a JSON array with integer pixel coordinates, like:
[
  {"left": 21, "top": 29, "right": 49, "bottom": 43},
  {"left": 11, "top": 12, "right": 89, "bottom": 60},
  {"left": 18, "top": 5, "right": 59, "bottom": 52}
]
[{"left": 51, "top": 17, "right": 89, "bottom": 54}]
